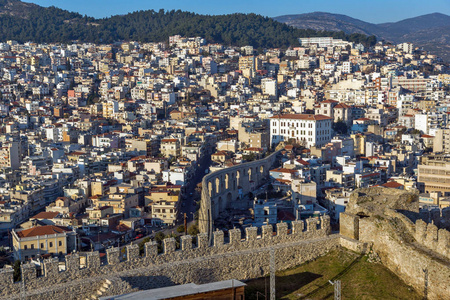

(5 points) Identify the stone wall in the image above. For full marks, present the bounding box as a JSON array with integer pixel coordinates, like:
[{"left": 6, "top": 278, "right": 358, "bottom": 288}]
[
  {"left": 0, "top": 216, "right": 336, "bottom": 299},
  {"left": 199, "top": 150, "right": 281, "bottom": 237},
  {"left": 414, "top": 219, "right": 450, "bottom": 259},
  {"left": 340, "top": 187, "right": 450, "bottom": 300}
]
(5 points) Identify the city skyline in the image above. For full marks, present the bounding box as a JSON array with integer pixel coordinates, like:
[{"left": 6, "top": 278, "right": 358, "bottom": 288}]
[{"left": 25, "top": 0, "right": 450, "bottom": 24}]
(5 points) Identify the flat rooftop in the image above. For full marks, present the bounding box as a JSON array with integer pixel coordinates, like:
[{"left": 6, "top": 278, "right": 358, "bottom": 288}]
[{"left": 100, "top": 279, "right": 246, "bottom": 300}]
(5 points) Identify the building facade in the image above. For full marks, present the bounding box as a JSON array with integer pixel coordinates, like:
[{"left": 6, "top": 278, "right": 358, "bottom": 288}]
[{"left": 270, "top": 114, "right": 332, "bottom": 148}]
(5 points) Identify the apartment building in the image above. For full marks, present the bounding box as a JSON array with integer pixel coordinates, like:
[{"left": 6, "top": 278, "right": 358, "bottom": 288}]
[
  {"left": 270, "top": 114, "right": 332, "bottom": 148},
  {"left": 238, "top": 56, "right": 261, "bottom": 71},
  {"left": 146, "top": 188, "right": 180, "bottom": 226},
  {"left": 0, "top": 141, "right": 20, "bottom": 170},
  {"left": 160, "top": 138, "right": 181, "bottom": 158},
  {"left": 418, "top": 154, "right": 450, "bottom": 193},
  {"left": 238, "top": 120, "right": 270, "bottom": 150},
  {"left": 433, "top": 129, "right": 450, "bottom": 153}
]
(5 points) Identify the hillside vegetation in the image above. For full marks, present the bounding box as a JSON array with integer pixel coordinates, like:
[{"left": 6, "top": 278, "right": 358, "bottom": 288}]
[
  {"left": 0, "top": 1, "right": 376, "bottom": 48},
  {"left": 245, "top": 248, "right": 421, "bottom": 299}
]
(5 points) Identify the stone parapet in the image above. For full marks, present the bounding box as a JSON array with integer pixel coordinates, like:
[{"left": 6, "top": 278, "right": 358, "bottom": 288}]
[{"left": 107, "top": 247, "right": 120, "bottom": 265}]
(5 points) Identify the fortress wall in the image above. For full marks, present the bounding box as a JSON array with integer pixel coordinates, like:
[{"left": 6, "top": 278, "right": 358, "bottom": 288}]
[
  {"left": 341, "top": 207, "right": 450, "bottom": 300},
  {"left": 0, "top": 217, "right": 336, "bottom": 299}
]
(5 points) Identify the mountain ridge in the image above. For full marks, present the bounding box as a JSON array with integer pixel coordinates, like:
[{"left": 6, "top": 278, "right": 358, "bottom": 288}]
[{"left": 274, "top": 11, "right": 450, "bottom": 61}]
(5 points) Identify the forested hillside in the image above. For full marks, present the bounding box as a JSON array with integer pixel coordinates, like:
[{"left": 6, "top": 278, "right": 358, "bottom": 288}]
[{"left": 0, "top": 1, "right": 376, "bottom": 48}]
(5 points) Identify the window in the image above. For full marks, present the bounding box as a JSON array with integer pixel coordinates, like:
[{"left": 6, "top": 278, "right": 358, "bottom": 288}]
[
  {"left": 59, "top": 241, "right": 62, "bottom": 246},
  {"left": 49, "top": 242, "right": 53, "bottom": 247},
  {"left": 31, "top": 244, "right": 34, "bottom": 249},
  {"left": 24, "top": 245, "right": 27, "bottom": 250},
  {"left": 41, "top": 243, "right": 44, "bottom": 249}
]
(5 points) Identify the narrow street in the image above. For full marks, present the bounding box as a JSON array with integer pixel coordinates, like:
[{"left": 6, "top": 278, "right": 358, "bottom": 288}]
[{"left": 178, "top": 147, "right": 214, "bottom": 224}]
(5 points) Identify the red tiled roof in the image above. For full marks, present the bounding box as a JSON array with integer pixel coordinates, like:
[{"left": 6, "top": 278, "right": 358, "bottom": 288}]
[
  {"left": 16, "top": 225, "right": 71, "bottom": 238},
  {"left": 270, "top": 168, "right": 299, "bottom": 174},
  {"left": 335, "top": 103, "right": 350, "bottom": 109},
  {"left": 270, "top": 114, "right": 332, "bottom": 121},
  {"left": 31, "top": 212, "right": 59, "bottom": 219},
  {"left": 296, "top": 159, "right": 310, "bottom": 166},
  {"left": 275, "top": 178, "right": 292, "bottom": 184},
  {"left": 382, "top": 181, "right": 404, "bottom": 188}
]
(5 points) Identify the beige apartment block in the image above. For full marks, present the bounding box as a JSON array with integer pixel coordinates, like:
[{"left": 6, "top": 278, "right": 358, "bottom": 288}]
[{"left": 418, "top": 154, "right": 450, "bottom": 193}]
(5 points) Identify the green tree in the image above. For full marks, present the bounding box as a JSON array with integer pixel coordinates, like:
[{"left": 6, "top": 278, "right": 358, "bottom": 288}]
[
  {"left": 154, "top": 231, "right": 165, "bottom": 243},
  {"left": 13, "top": 260, "right": 21, "bottom": 282},
  {"left": 333, "top": 120, "right": 349, "bottom": 135},
  {"left": 138, "top": 237, "right": 151, "bottom": 256},
  {"left": 176, "top": 225, "right": 185, "bottom": 233},
  {"left": 187, "top": 224, "right": 199, "bottom": 236}
]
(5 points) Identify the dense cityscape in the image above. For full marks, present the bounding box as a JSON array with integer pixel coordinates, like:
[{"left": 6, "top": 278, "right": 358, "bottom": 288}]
[{"left": 0, "top": 6, "right": 448, "bottom": 300}]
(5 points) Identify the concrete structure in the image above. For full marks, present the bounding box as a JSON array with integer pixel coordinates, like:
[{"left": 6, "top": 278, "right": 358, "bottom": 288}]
[{"left": 102, "top": 280, "right": 246, "bottom": 300}]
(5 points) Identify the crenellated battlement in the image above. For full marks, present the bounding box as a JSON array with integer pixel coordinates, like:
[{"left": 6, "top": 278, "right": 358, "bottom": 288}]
[
  {"left": 340, "top": 187, "right": 450, "bottom": 300},
  {"left": 0, "top": 216, "right": 332, "bottom": 297},
  {"left": 415, "top": 219, "right": 450, "bottom": 259}
]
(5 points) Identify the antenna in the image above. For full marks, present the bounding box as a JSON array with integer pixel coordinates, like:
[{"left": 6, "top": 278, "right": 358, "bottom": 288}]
[{"left": 329, "top": 280, "right": 341, "bottom": 300}]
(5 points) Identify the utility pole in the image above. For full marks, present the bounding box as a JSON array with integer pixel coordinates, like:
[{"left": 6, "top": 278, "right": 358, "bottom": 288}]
[
  {"left": 184, "top": 213, "right": 187, "bottom": 235},
  {"left": 270, "top": 248, "right": 275, "bottom": 300},
  {"left": 329, "top": 280, "right": 341, "bottom": 300},
  {"left": 423, "top": 268, "right": 428, "bottom": 300},
  {"left": 20, "top": 263, "right": 25, "bottom": 300}
]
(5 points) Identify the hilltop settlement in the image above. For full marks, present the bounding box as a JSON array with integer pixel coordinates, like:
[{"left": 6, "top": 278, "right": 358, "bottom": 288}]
[{"left": 0, "top": 35, "right": 448, "bottom": 263}]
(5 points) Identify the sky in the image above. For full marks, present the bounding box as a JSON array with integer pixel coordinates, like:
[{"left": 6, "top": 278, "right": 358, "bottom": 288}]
[{"left": 25, "top": 0, "right": 450, "bottom": 24}]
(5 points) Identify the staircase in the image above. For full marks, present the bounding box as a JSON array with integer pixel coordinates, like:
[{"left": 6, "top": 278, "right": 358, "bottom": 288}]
[{"left": 86, "top": 278, "right": 112, "bottom": 300}]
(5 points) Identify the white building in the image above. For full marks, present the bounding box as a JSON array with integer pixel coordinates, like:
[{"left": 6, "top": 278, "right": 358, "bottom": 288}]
[
  {"left": 261, "top": 78, "right": 277, "bottom": 97},
  {"left": 415, "top": 112, "right": 448, "bottom": 135},
  {"left": 270, "top": 114, "right": 333, "bottom": 148}
]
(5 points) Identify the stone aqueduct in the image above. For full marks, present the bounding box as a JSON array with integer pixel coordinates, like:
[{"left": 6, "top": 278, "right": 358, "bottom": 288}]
[{"left": 199, "top": 151, "right": 281, "bottom": 238}]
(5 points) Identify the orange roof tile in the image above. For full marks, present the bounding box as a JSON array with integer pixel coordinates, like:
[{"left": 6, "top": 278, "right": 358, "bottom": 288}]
[
  {"left": 31, "top": 212, "right": 59, "bottom": 219},
  {"left": 270, "top": 114, "right": 332, "bottom": 121},
  {"left": 16, "top": 225, "right": 71, "bottom": 238}
]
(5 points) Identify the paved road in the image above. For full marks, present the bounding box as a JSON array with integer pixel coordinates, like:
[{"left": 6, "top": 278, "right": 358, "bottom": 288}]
[{"left": 178, "top": 147, "right": 213, "bottom": 224}]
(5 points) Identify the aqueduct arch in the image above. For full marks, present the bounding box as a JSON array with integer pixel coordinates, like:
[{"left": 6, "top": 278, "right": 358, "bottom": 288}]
[{"left": 199, "top": 151, "right": 281, "bottom": 241}]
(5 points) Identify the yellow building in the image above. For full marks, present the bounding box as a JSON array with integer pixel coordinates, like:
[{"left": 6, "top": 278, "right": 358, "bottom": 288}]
[
  {"left": 92, "top": 193, "right": 139, "bottom": 217},
  {"left": 238, "top": 56, "right": 261, "bottom": 71},
  {"left": 351, "top": 133, "right": 366, "bottom": 156},
  {"left": 160, "top": 139, "right": 181, "bottom": 158},
  {"left": 145, "top": 188, "right": 180, "bottom": 226},
  {"left": 12, "top": 225, "right": 77, "bottom": 261}
]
